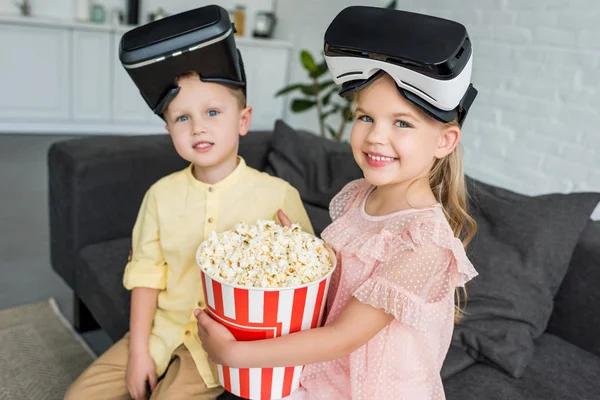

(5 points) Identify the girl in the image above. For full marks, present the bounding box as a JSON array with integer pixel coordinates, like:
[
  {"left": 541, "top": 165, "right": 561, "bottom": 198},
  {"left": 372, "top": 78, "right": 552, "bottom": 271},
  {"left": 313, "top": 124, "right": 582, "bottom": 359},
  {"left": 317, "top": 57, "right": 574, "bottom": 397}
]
[{"left": 197, "top": 8, "right": 479, "bottom": 400}]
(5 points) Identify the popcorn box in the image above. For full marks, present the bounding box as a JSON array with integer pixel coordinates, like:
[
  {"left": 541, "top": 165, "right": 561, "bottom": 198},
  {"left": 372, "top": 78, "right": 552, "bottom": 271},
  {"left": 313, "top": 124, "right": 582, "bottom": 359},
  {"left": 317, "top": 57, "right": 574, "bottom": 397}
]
[{"left": 198, "top": 246, "right": 337, "bottom": 400}]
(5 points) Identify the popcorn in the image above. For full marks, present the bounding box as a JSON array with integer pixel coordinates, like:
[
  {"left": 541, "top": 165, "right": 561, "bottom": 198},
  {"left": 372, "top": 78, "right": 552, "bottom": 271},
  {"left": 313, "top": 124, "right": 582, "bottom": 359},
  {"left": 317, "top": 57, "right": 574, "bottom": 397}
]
[{"left": 196, "top": 220, "right": 333, "bottom": 288}]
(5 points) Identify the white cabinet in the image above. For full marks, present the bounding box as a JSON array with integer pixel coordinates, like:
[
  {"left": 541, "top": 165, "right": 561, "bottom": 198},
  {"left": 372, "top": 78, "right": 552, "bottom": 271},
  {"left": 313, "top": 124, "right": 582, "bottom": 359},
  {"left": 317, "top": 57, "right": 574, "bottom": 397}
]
[
  {"left": 72, "top": 29, "right": 111, "bottom": 122},
  {"left": 110, "top": 30, "right": 158, "bottom": 125},
  {"left": 0, "top": 23, "right": 70, "bottom": 120},
  {"left": 0, "top": 16, "right": 292, "bottom": 135}
]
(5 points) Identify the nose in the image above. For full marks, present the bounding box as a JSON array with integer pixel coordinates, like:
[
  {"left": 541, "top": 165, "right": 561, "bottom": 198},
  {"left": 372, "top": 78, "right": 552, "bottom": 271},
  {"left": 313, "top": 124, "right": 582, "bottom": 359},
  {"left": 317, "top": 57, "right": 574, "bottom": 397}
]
[
  {"left": 191, "top": 119, "right": 206, "bottom": 136},
  {"left": 365, "top": 124, "right": 387, "bottom": 145}
]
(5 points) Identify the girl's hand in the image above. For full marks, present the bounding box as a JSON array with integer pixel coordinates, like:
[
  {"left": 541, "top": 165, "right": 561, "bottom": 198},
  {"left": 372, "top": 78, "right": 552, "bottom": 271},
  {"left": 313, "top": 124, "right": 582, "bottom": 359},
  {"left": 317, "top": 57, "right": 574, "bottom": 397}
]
[
  {"left": 126, "top": 350, "right": 157, "bottom": 400},
  {"left": 277, "top": 209, "right": 292, "bottom": 227},
  {"left": 195, "top": 309, "right": 239, "bottom": 366}
]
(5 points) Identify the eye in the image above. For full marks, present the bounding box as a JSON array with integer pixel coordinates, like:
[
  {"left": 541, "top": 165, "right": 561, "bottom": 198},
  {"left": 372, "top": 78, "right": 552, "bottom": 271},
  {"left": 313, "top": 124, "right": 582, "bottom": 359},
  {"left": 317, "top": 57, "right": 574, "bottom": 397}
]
[
  {"left": 394, "top": 120, "right": 412, "bottom": 128},
  {"left": 358, "top": 115, "right": 373, "bottom": 123},
  {"left": 175, "top": 115, "right": 189, "bottom": 123},
  {"left": 207, "top": 109, "right": 219, "bottom": 117}
]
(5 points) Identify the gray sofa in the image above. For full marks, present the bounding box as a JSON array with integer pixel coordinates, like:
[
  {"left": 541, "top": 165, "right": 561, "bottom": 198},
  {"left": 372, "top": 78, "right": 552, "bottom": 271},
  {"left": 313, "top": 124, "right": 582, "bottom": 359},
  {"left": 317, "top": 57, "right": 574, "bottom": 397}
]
[{"left": 48, "top": 120, "right": 600, "bottom": 399}]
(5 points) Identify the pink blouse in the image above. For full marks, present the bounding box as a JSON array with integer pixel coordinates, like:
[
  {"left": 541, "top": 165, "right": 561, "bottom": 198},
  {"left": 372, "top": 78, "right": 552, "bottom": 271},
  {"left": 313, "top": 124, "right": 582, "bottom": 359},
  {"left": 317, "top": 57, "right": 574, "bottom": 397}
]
[{"left": 297, "top": 179, "right": 478, "bottom": 400}]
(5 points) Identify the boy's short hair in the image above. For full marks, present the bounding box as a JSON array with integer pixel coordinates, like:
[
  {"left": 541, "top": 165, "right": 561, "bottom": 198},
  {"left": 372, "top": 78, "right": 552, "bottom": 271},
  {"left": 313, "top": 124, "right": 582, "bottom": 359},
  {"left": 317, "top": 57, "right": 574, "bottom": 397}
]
[
  {"left": 161, "top": 71, "right": 247, "bottom": 121},
  {"left": 175, "top": 70, "right": 246, "bottom": 109}
]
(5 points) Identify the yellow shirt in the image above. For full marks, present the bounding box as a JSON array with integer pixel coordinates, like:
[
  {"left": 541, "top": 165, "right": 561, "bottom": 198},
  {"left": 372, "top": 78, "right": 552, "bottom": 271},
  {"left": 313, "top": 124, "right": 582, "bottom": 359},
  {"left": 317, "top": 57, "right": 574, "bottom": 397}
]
[{"left": 123, "top": 157, "right": 313, "bottom": 387}]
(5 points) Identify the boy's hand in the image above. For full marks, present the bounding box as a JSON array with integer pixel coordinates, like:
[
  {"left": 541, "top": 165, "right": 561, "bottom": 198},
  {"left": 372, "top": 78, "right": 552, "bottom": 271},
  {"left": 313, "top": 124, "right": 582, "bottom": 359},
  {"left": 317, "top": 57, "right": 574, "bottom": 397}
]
[
  {"left": 195, "top": 309, "right": 238, "bottom": 366},
  {"left": 126, "top": 350, "right": 157, "bottom": 400},
  {"left": 276, "top": 209, "right": 292, "bottom": 227}
]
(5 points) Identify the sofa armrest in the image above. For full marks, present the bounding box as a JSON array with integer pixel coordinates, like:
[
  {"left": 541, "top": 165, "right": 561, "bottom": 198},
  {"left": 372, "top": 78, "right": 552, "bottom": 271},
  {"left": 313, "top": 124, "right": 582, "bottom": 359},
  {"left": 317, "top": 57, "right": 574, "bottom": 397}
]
[
  {"left": 48, "top": 134, "right": 187, "bottom": 287},
  {"left": 547, "top": 220, "right": 600, "bottom": 357}
]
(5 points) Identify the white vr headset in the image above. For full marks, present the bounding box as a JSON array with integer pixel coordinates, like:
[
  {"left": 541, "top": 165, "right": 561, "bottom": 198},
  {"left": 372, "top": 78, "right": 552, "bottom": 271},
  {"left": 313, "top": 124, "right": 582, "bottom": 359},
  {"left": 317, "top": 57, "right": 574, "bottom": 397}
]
[{"left": 324, "top": 6, "right": 478, "bottom": 125}]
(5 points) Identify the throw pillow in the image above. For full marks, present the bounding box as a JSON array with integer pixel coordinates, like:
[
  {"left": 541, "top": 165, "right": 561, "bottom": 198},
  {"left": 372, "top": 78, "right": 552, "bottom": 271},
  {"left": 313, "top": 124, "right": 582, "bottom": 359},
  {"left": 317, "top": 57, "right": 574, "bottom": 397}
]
[
  {"left": 547, "top": 220, "right": 600, "bottom": 358},
  {"left": 453, "top": 177, "right": 600, "bottom": 378},
  {"left": 265, "top": 120, "right": 363, "bottom": 209}
]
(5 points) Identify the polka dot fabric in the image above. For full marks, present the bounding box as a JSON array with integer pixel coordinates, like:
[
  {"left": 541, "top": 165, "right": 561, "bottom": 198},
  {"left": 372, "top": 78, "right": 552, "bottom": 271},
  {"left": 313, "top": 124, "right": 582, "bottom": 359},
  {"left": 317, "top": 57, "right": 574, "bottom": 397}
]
[{"left": 299, "top": 179, "right": 478, "bottom": 400}]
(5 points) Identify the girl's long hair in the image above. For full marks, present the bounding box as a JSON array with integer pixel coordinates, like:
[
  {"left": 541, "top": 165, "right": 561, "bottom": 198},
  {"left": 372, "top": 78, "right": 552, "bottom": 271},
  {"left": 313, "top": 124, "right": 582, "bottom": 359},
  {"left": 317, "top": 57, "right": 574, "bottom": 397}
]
[{"left": 428, "top": 119, "right": 477, "bottom": 324}]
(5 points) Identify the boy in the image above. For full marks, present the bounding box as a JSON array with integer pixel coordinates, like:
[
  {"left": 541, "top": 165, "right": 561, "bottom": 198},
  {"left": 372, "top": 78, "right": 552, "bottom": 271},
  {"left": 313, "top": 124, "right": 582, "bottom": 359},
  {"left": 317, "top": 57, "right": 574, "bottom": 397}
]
[{"left": 66, "top": 72, "right": 313, "bottom": 399}]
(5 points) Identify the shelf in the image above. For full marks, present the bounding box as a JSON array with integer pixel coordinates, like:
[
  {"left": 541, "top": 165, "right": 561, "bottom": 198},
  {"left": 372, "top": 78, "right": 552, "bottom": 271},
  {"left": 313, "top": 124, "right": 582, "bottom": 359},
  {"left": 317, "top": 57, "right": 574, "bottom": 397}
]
[{"left": 0, "top": 14, "right": 292, "bottom": 47}]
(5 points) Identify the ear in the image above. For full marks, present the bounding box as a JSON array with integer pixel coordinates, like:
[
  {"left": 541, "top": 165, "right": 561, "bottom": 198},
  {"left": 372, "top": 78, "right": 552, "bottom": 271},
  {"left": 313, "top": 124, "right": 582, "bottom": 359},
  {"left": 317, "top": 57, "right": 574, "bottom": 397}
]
[
  {"left": 239, "top": 106, "right": 253, "bottom": 137},
  {"left": 164, "top": 123, "right": 171, "bottom": 134},
  {"left": 434, "top": 125, "right": 461, "bottom": 159}
]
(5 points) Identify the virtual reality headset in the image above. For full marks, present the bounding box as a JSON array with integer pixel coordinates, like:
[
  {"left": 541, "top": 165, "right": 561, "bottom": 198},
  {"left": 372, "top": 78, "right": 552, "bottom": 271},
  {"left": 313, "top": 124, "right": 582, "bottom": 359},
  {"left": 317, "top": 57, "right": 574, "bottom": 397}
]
[
  {"left": 324, "top": 6, "right": 478, "bottom": 125},
  {"left": 119, "top": 5, "right": 246, "bottom": 115}
]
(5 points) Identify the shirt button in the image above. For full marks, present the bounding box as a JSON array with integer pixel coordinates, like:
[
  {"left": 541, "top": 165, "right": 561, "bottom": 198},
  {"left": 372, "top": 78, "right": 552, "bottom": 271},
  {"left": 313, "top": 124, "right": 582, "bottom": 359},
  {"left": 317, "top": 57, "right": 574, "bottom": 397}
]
[
  {"left": 185, "top": 330, "right": 190, "bottom": 336},
  {"left": 208, "top": 187, "right": 213, "bottom": 192},
  {"left": 208, "top": 217, "right": 214, "bottom": 223},
  {"left": 197, "top": 300, "right": 205, "bottom": 307}
]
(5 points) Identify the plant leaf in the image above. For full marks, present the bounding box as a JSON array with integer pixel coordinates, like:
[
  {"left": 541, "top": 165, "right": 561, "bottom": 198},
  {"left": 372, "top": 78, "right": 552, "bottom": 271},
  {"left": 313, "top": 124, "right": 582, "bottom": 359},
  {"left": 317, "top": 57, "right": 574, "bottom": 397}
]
[
  {"left": 322, "top": 86, "right": 339, "bottom": 106},
  {"left": 300, "top": 85, "right": 317, "bottom": 96},
  {"left": 314, "top": 61, "right": 329, "bottom": 78},
  {"left": 300, "top": 50, "right": 317, "bottom": 73},
  {"left": 320, "top": 109, "right": 337, "bottom": 120},
  {"left": 326, "top": 125, "right": 338, "bottom": 140},
  {"left": 318, "top": 80, "right": 335, "bottom": 91},
  {"left": 275, "top": 84, "right": 305, "bottom": 97},
  {"left": 291, "top": 98, "right": 316, "bottom": 112},
  {"left": 330, "top": 103, "right": 344, "bottom": 112},
  {"left": 300, "top": 81, "right": 335, "bottom": 97},
  {"left": 386, "top": 0, "right": 397, "bottom": 9}
]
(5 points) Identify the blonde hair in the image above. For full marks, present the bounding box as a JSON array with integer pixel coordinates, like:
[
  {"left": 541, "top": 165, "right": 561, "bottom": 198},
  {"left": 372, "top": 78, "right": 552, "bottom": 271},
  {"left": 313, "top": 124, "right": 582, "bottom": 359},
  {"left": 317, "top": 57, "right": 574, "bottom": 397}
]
[
  {"left": 175, "top": 71, "right": 246, "bottom": 109},
  {"left": 351, "top": 84, "right": 477, "bottom": 324},
  {"left": 429, "top": 119, "right": 477, "bottom": 324}
]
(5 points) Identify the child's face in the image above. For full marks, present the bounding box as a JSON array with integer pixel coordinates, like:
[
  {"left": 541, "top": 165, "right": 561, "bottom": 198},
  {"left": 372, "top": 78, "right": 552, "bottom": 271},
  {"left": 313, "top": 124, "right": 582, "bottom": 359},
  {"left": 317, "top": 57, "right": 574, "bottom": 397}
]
[
  {"left": 349, "top": 74, "right": 460, "bottom": 188},
  {"left": 164, "top": 76, "right": 251, "bottom": 171}
]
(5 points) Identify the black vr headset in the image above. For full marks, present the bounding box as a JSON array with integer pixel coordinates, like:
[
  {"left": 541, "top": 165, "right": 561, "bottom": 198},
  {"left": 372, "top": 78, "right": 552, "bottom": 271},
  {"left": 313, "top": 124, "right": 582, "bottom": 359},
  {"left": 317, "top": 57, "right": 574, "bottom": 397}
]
[
  {"left": 119, "top": 5, "right": 246, "bottom": 116},
  {"left": 324, "top": 6, "right": 478, "bottom": 125}
]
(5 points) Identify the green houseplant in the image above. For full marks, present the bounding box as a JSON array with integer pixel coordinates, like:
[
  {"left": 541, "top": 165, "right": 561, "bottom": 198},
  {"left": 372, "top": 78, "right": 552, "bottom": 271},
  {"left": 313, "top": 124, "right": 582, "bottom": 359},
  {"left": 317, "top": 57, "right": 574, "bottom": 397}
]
[{"left": 275, "top": 0, "right": 397, "bottom": 141}]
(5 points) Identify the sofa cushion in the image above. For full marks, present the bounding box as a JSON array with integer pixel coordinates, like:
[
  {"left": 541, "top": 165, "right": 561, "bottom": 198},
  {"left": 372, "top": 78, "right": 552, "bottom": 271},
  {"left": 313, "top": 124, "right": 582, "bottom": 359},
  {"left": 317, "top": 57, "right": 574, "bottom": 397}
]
[
  {"left": 303, "top": 203, "right": 332, "bottom": 238},
  {"left": 238, "top": 131, "right": 274, "bottom": 171},
  {"left": 441, "top": 346, "right": 477, "bottom": 380},
  {"left": 265, "top": 120, "right": 363, "bottom": 210},
  {"left": 77, "top": 237, "right": 131, "bottom": 342},
  {"left": 548, "top": 220, "right": 600, "bottom": 358},
  {"left": 444, "top": 334, "right": 600, "bottom": 400},
  {"left": 453, "top": 179, "right": 600, "bottom": 377}
]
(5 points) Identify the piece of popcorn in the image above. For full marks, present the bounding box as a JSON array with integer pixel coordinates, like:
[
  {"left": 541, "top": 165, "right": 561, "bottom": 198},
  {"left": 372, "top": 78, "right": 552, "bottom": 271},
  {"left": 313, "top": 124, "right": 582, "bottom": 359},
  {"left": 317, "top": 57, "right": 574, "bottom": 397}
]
[{"left": 197, "top": 219, "right": 333, "bottom": 288}]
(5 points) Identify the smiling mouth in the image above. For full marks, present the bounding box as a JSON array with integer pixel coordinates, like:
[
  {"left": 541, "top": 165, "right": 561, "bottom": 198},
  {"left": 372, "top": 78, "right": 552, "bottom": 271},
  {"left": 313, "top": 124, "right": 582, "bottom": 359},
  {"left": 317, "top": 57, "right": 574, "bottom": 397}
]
[
  {"left": 365, "top": 153, "right": 398, "bottom": 162},
  {"left": 193, "top": 142, "right": 214, "bottom": 149}
]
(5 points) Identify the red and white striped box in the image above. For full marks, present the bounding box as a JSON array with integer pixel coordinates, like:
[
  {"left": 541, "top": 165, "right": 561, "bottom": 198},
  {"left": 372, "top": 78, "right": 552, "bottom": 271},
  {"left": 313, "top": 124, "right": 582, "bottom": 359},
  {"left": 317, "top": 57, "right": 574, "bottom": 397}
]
[{"left": 199, "top": 248, "right": 336, "bottom": 400}]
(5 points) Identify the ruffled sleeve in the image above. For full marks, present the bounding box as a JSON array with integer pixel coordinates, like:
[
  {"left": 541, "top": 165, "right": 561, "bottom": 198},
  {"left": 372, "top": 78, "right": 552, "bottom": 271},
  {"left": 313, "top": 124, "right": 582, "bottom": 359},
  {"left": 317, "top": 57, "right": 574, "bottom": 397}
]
[
  {"left": 353, "top": 215, "right": 478, "bottom": 331},
  {"left": 328, "top": 179, "right": 365, "bottom": 221},
  {"left": 398, "top": 215, "right": 478, "bottom": 289},
  {"left": 447, "top": 236, "right": 478, "bottom": 288}
]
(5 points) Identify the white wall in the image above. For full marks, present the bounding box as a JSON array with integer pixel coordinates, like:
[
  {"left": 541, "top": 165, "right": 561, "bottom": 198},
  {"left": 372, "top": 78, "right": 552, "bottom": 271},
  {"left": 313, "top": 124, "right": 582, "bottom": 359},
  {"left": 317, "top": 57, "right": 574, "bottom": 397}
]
[{"left": 400, "top": 0, "right": 600, "bottom": 220}]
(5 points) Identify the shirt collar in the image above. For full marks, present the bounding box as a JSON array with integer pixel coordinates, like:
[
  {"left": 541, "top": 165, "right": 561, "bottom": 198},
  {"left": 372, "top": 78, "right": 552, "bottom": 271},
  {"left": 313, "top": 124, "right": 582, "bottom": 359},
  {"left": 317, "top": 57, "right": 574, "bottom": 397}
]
[{"left": 185, "top": 156, "right": 247, "bottom": 192}]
